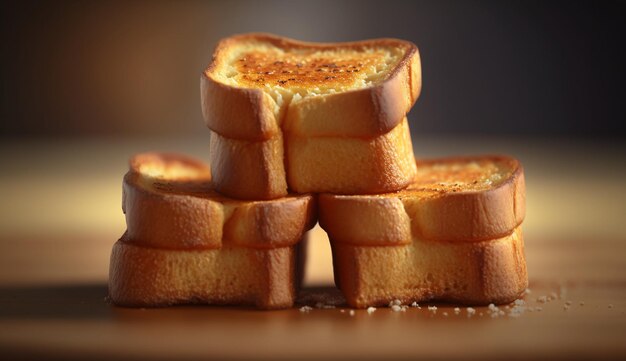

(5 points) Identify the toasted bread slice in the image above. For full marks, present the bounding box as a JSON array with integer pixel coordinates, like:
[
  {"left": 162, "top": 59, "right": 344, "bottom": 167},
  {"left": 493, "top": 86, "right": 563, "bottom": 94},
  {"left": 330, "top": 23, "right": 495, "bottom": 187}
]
[
  {"left": 201, "top": 33, "right": 421, "bottom": 140},
  {"left": 331, "top": 227, "right": 527, "bottom": 308},
  {"left": 110, "top": 152, "right": 315, "bottom": 309},
  {"left": 123, "top": 152, "right": 315, "bottom": 249},
  {"left": 209, "top": 117, "right": 416, "bottom": 199},
  {"left": 319, "top": 155, "right": 527, "bottom": 307},
  {"left": 109, "top": 234, "right": 306, "bottom": 309},
  {"left": 319, "top": 156, "right": 525, "bottom": 243}
]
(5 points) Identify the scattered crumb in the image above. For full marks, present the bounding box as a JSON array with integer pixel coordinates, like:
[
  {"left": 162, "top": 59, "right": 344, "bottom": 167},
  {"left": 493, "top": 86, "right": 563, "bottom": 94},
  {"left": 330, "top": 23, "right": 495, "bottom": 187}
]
[
  {"left": 443, "top": 312, "right": 449, "bottom": 317},
  {"left": 609, "top": 304, "right": 614, "bottom": 309},
  {"left": 349, "top": 310, "right": 355, "bottom": 316},
  {"left": 565, "top": 301, "right": 572, "bottom": 306},
  {"left": 411, "top": 302, "right": 419, "bottom": 307},
  {"left": 340, "top": 309, "right": 345, "bottom": 313},
  {"left": 391, "top": 305, "right": 402, "bottom": 312},
  {"left": 466, "top": 307, "right": 476, "bottom": 316},
  {"left": 580, "top": 301, "right": 585, "bottom": 306},
  {"left": 389, "top": 299, "right": 402, "bottom": 307},
  {"left": 428, "top": 306, "right": 438, "bottom": 313},
  {"left": 563, "top": 304, "right": 570, "bottom": 311},
  {"left": 454, "top": 307, "right": 461, "bottom": 315},
  {"left": 367, "top": 307, "right": 376, "bottom": 314},
  {"left": 300, "top": 306, "right": 313, "bottom": 313},
  {"left": 514, "top": 299, "right": 526, "bottom": 306},
  {"left": 537, "top": 296, "right": 548, "bottom": 303},
  {"left": 550, "top": 292, "right": 558, "bottom": 300},
  {"left": 525, "top": 288, "right": 532, "bottom": 295}
]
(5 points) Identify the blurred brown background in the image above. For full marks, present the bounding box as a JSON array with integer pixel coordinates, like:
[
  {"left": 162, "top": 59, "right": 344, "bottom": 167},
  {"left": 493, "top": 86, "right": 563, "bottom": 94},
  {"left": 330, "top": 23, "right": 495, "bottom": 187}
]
[
  {"left": 1, "top": 1, "right": 626, "bottom": 360},
  {"left": 2, "top": 0, "right": 625, "bottom": 137}
]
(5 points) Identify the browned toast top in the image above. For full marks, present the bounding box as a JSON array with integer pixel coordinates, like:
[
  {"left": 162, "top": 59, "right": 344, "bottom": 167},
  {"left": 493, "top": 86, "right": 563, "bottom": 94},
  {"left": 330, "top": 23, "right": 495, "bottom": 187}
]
[
  {"left": 207, "top": 33, "right": 416, "bottom": 94},
  {"left": 400, "top": 156, "right": 519, "bottom": 198},
  {"left": 234, "top": 49, "right": 394, "bottom": 89}
]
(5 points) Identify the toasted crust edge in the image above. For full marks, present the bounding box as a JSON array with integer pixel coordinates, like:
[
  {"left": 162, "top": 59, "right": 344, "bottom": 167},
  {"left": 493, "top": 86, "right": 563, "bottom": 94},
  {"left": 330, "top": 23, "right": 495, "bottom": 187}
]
[
  {"left": 123, "top": 152, "right": 316, "bottom": 249},
  {"left": 209, "top": 131, "right": 288, "bottom": 200},
  {"left": 201, "top": 33, "right": 421, "bottom": 140}
]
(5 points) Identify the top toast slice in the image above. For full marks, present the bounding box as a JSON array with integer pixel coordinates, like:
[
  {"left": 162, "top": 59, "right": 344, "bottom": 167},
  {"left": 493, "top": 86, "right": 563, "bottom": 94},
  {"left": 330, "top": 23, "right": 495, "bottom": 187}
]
[
  {"left": 123, "top": 152, "right": 316, "bottom": 250},
  {"left": 201, "top": 33, "right": 421, "bottom": 140},
  {"left": 319, "top": 155, "right": 525, "bottom": 245}
]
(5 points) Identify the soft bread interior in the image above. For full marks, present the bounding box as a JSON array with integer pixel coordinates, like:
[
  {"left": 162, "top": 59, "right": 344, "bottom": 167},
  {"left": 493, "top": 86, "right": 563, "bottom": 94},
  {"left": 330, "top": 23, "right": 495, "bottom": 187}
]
[{"left": 210, "top": 39, "right": 408, "bottom": 117}]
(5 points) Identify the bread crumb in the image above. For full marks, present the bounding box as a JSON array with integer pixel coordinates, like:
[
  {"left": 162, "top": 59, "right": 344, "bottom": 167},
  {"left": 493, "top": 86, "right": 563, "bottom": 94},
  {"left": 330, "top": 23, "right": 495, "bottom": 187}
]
[
  {"left": 443, "top": 312, "right": 449, "bottom": 317},
  {"left": 411, "top": 302, "right": 419, "bottom": 307},
  {"left": 389, "top": 299, "right": 402, "bottom": 307},
  {"left": 550, "top": 292, "right": 558, "bottom": 300},
  {"left": 391, "top": 305, "right": 402, "bottom": 312},
  {"left": 454, "top": 307, "right": 460, "bottom": 315},
  {"left": 300, "top": 306, "right": 313, "bottom": 313},
  {"left": 579, "top": 301, "right": 585, "bottom": 306},
  {"left": 524, "top": 288, "right": 532, "bottom": 294},
  {"left": 536, "top": 296, "right": 548, "bottom": 303},
  {"left": 349, "top": 310, "right": 355, "bottom": 316},
  {"left": 340, "top": 309, "right": 345, "bottom": 313},
  {"left": 466, "top": 307, "right": 476, "bottom": 316},
  {"left": 565, "top": 301, "right": 572, "bottom": 306},
  {"left": 609, "top": 304, "right": 614, "bottom": 309},
  {"left": 367, "top": 307, "right": 376, "bottom": 314},
  {"left": 514, "top": 299, "right": 525, "bottom": 306},
  {"left": 428, "top": 306, "right": 437, "bottom": 313}
]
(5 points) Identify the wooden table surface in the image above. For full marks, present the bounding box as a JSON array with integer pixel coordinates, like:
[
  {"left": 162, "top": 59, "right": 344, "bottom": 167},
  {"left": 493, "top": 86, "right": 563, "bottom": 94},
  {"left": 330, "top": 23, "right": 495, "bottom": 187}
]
[{"left": 0, "top": 136, "right": 625, "bottom": 360}]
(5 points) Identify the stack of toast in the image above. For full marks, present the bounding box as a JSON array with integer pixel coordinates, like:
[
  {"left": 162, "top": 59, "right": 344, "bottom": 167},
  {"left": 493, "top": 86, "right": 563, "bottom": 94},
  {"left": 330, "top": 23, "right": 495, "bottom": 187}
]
[{"left": 109, "top": 33, "right": 528, "bottom": 309}]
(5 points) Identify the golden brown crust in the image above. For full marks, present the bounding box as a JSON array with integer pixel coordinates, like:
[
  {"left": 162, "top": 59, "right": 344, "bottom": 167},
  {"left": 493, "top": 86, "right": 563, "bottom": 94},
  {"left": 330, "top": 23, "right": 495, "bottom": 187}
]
[
  {"left": 331, "top": 227, "right": 528, "bottom": 308},
  {"left": 319, "top": 155, "right": 525, "bottom": 243},
  {"left": 108, "top": 236, "right": 304, "bottom": 309},
  {"left": 123, "top": 152, "right": 316, "bottom": 249},
  {"left": 201, "top": 33, "right": 421, "bottom": 140},
  {"left": 209, "top": 131, "right": 287, "bottom": 200}
]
